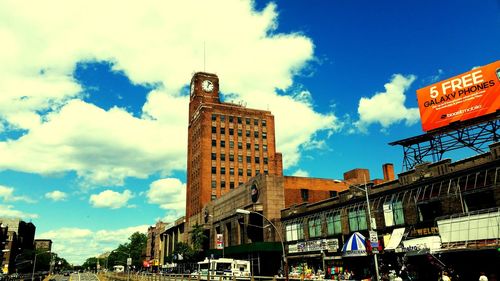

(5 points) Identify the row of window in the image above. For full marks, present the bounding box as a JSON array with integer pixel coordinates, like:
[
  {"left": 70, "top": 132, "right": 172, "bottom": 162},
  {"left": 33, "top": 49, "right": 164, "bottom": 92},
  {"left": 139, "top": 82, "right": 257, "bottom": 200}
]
[
  {"left": 211, "top": 166, "right": 268, "bottom": 176},
  {"left": 285, "top": 201, "right": 405, "bottom": 241},
  {"left": 211, "top": 127, "right": 268, "bottom": 139},
  {"left": 211, "top": 153, "right": 269, "bottom": 164},
  {"left": 212, "top": 114, "right": 267, "bottom": 127},
  {"left": 211, "top": 140, "right": 268, "bottom": 151}
]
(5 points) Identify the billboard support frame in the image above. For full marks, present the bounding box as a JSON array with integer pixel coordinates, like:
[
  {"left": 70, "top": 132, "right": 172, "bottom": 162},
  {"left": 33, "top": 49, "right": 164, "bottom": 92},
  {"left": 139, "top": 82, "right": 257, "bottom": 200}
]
[{"left": 390, "top": 113, "right": 499, "bottom": 171}]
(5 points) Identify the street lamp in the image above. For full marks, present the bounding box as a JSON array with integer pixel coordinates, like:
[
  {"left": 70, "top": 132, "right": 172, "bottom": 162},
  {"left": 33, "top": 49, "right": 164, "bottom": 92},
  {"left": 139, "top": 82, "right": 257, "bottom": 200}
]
[
  {"left": 235, "top": 209, "right": 288, "bottom": 281},
  {"left": 31, "top": 251, "right": 49, "bottom": 281},
  {"left": 351, "top": 176, "right": 380, "bottom": 281}
]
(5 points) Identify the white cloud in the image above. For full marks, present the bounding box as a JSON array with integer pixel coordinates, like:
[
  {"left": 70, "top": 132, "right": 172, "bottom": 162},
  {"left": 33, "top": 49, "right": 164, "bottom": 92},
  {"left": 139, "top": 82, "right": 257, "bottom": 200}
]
[
  {"left": 89, "top": 189, "right": 134, "bottom": 209},
  {"left": 37, "top": 225, "right": 147, "bottom": 265},
  {"left": 292, "top": 169, "right": 310, "bottom": 177},
  {"left": 0, "top": 204, "right": 38, "bottom": 219},
  {"left": 0, "top": 0, "right": 338, "bottom": 185},
  {"left": 0, "top": 185, "right": 35, "bottom": 203},
  {"left": 45, "top": 190, "right": 68, "bottom": 201},
  {"left": 355, "top": 74, "right": 419, "bottom": 132},
  {"left": 146, "top": 178, "right": 185, "bottom": 220}
]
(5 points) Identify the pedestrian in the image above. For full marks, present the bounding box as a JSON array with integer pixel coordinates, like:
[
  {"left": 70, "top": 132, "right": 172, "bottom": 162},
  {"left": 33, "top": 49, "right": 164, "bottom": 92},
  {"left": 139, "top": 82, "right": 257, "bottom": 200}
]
[{"left": 479, "top": 272, "right": 488, "bottom": 281}]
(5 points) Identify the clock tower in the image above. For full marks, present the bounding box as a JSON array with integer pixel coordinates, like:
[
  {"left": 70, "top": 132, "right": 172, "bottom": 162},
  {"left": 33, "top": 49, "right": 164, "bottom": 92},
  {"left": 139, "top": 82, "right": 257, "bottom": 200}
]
[{"left": 186, "top": 71, "right": 282, "bottom": 223}]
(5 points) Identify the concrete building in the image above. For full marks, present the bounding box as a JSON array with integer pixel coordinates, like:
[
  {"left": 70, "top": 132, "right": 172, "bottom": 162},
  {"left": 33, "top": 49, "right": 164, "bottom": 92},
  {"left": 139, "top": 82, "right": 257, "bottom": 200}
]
[
  {"left": 186, "top": 72, "right": 283, "bottom": 221},
  {"left": 160, "top": 217, "right": 186, "bottom": 264},
  {"left": 0, "top": 218, "right": 36, "bottom": 274},
  {"left": 280, "top": 142, "right": 500, "bottom": 280}
]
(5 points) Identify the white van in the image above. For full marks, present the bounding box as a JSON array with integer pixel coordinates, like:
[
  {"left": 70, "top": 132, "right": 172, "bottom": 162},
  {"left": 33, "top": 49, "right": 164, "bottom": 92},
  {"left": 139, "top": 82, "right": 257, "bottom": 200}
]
[
  {"left": 113, "top": 265, "right": 125, "bottom": 273},
  {"left": 196, "top": 258, "right": 251, "bottom": 278}
]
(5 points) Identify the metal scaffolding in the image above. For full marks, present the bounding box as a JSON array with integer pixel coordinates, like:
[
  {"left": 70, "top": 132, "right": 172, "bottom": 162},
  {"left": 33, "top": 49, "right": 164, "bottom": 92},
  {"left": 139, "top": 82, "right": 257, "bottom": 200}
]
[{"left": 390, "top": 113, "right": 500, "bottom": 171}]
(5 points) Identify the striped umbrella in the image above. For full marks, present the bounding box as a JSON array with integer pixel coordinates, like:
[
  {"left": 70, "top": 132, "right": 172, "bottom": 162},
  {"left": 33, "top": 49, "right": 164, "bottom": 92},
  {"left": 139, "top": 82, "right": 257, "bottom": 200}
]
[{"left": 342, "top": 232, "right": 367, "bottom": 256}]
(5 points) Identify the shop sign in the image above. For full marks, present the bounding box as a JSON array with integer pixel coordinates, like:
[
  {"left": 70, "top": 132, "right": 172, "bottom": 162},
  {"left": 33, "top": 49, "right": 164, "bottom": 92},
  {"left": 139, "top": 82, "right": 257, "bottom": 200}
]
[
  {"left": 408, "top": 227, "right": 439, "bottom": 237},
  {"left": 288, "top": 238, "right": 339, "bottom": 253}
]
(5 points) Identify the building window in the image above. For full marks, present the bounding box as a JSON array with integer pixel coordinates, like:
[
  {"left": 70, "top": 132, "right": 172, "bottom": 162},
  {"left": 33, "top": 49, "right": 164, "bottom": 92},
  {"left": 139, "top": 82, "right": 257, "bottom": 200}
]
[
  {"left": 238, "top": 168, "right": 243, "bottom": 176},
  {"left": 238, "top": 142, "right": 243, "bottom": 149},
  {"left": 301, "top": 189, "right": 309, "bottom": 202},
  {"left": 230, "top": 168, "right": 234, "bottom": 175},
  {"left": 327, "top": 212, "right": 342, "bottom": 235},
  {"left": 229, "top": 141, "right": 234, "bottom": 148},
  {"left": 246, "top": 143, "right": 251, "bottom": 150},
  {"left": 220, "top": 127, "right": 225, "bottom": 135},
  {"left": 211, "top": 181, "right": 216, "bottom": 189},
  {"left": 211, "top": 167, "right": 216, "bottom": 174},
  {"left": 229, "top": 128, "right": 234, "bottom": 135},
  {"left": 246, "top": 118, "right": 250, "bottom": 125},
  {"left": 329, "top": 191, "right": 338, "bottom": 198},
  {"left": 384, "top": 201, "right": 405, "bottom": 227},
  {"left": 229, "top": 154, "right": 234, "bottom": 162},
  {"left": 254, "top": 131, "right": 259, "bottom": 138},
  {"left": 247, "top": 169, "right": 252, "bottom": 176},
  {"left": 211, "top": 140, "right": 216, "bottom": 147},
  {"left": 237, "top": 117, "right": 242, "bottom": 124},
  {"left": 221, "top": 167, "right": 226, "bottom": 174},
  {"left": 308, "top": 217, "right": 322, "bottom": 238},
  {"left": 254, "top": 119, "right": 259, "bottom": 126},
  {"left": 262, "top": 132, "right": 267, "bottom": 139},
  {"left": 211, "top": 153, "right": 216, "bottom": 160},
  {"left": 255, "top": 157, "right": 260, "bottom": 164},
  {"left": 221, "top": 141, "right": 225, "bottom": 148},
  {"left": 286, "top": 223, "right": 304, "bottom": 241},
  {"left": 262, "top": 120, "right": 266, "bottom": 126},
  {"left": 229, "top": 116, "right": 234, "bottom": 123},
  {"left": 221, "top": 154, "right": 226, "bottom": 161},
  {"left": 246, "top": 156, "right": 251, "bottom": 163},
  {"left": 349, "top": 209, "right": 367, "bottom": 231},
  {"left": 255, "top": 144, "right": 259, "bottom": 151},
  {"left": 246, "top": 130, "right": 250, "bottom": 137},
  {"left": 238, "top": 129, "right": 242, "bottom": 137},
  {"left": 211, "top": 114, "right": 217, "bottom": 121},
  {"left": 221, "top": 181, "right": 226, "bottom": 189},
  {"left": 230, "top": 182, "right": 235, "bottom": 189},
  {"left": 238, "top": 155, "right": 243, "bottom": 162},
  {"left": 264, "top": 158, "right": 268, "bottom": 164},
  {"left": 220, "top": 115, "right": 226, "bottom": 122},
  {"left": 211, "top": 127, "right": 216, "bottom": 134},
  {"left": 211, "top": 195, "right": 217, "bottom": 201},
  {"left": 263, "top": 144, "right": 268, "bottom": 151}
]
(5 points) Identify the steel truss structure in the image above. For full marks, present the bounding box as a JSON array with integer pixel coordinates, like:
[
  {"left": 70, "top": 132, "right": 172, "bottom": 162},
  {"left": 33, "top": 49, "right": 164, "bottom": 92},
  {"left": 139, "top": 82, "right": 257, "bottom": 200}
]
[{"left": 390, "top": 113, "right": 500, "bottom": 171}]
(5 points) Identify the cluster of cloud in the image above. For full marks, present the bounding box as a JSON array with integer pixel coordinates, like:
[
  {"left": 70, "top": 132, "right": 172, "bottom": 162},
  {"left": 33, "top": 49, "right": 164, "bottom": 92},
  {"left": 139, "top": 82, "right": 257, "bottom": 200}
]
[
  {"left": 0, "top": 185, "right": 35, "bottom": 203},
  {"left": 38, "top": 225, "right": 148, "bottom": 264},
  {"left": 145, "top": 178, "right": 186, "bottom": 222},
  {"left": 89, "top": 189, "right": 135, "bottom": 209},
  {"left": 354, "top": 74, "right": 420, "bottom": 133},
  {"left": 45, "top": 190, "right": 68, "bottom": 201},
  {"left": 0, "top": 0, "right": 340, "bottom": 187},
  {"left": 0, "top": 204, "right": 38, "bottom": 219}
]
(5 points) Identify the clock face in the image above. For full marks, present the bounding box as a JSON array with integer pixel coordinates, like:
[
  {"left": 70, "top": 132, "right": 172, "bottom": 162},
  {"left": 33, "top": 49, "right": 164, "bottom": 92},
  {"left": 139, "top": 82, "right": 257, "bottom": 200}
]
[{"left": 201, "top": 80, "right": 214, "bottom": 92}]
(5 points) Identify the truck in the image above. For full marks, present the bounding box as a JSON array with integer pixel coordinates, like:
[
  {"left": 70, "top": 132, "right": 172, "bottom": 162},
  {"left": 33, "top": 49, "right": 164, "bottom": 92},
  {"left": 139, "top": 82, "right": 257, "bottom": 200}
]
[{"left": 194, "top": 258, "right": 251, "bottom": 279}]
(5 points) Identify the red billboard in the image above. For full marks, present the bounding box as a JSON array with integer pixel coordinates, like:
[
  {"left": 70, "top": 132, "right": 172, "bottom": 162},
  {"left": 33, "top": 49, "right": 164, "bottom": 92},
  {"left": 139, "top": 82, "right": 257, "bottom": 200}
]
[{"left": 417, "top": 60, "right": 500, "bottom": 132}]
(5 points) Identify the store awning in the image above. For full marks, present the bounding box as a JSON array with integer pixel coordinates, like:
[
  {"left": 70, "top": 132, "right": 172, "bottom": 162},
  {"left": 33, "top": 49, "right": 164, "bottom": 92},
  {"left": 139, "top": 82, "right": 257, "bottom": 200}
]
[
  {"left": 342, "top": 232, "right": 367, "bottom": 257},
  {"left": 385, "top": 228, "right": 406, "bottom": 250}
]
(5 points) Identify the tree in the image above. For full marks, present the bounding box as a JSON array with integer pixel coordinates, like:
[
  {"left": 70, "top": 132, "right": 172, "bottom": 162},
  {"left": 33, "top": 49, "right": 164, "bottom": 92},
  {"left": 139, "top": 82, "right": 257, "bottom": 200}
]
[
  {"left": 189, "top": 224, "right": 206, "bottom": 253},
  {"left": 106, "top": 232, "right": 147, "bottom": 271}
]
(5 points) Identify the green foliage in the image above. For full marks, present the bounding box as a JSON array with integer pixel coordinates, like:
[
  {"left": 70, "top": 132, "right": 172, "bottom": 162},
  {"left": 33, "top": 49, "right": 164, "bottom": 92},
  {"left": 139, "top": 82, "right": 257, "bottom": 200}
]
[
  {"left": 189, "top": 224, "right": 206, "bottom": 252},
  {"left": 96, "top": 231, "right": 147, "bottom": 270}
]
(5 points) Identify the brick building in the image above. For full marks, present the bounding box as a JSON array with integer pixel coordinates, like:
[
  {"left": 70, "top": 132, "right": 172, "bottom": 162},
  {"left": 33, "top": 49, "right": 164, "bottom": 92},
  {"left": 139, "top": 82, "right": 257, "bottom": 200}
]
[
  {"left": 0, "top": 218, "right": 36, "bottom": 274},
  {"left": 280, "top": 142, "right": 500, "bottom": 280},
  {"left": 187, "top": 72, "right": 283, "bottom": 222},
  {"left": 146, "top": 221, "right": 168, "bottom": 269}
]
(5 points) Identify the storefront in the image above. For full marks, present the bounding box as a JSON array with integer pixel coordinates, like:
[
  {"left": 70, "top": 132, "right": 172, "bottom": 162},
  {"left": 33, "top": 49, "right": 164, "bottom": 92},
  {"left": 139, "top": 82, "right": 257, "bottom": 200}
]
[{"left": 286, "top": 238, "right": 340, "bottom": 279}]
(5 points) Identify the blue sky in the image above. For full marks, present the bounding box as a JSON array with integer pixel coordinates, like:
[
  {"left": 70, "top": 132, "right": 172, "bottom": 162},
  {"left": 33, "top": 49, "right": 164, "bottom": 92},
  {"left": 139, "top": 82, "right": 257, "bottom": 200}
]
[{"left": 0, "top": 0, "right": 498, "bottom": 264}]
